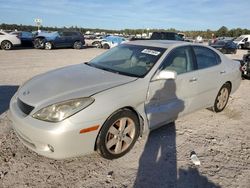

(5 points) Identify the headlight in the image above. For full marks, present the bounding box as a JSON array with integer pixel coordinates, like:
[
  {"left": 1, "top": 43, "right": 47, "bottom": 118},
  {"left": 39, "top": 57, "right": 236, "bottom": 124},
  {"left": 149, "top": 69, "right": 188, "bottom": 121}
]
[{"left": 32, "top": 97, "right": 94, "bottom": 122}]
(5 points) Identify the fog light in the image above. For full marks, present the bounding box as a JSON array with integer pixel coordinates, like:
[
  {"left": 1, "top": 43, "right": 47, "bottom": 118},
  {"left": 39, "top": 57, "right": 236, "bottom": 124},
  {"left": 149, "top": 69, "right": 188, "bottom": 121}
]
[{"left": 48, "top": 144, "right": 54, "bottom": 152}]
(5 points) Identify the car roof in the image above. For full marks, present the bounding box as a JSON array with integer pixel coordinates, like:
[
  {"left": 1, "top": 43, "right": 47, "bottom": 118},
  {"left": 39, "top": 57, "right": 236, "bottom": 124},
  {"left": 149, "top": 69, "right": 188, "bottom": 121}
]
[{"left": 127, "top": 40, "right": 189, "bottom": 49}]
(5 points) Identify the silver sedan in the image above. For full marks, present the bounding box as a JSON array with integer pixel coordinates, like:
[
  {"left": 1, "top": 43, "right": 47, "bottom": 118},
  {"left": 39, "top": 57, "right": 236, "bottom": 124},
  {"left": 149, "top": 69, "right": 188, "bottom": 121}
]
[{"left": 9, "top": 40, "right": 241, "bottom": 159}]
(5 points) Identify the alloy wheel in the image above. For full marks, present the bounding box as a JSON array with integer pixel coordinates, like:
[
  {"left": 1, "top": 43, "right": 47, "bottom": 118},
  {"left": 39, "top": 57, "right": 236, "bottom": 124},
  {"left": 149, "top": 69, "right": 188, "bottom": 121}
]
[{"left": 105, "top": 117, "right": 136, "bottom": 154}]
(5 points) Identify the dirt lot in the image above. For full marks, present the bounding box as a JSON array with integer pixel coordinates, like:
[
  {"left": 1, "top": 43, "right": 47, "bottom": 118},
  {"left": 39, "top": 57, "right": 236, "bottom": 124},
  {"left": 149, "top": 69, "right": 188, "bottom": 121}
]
[{"left": 0, "top": 47, "right": 249, "bottom": 188}]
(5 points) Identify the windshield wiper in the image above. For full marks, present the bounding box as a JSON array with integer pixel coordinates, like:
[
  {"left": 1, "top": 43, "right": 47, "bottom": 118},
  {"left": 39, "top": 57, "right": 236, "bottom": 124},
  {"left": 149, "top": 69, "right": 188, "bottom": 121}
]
[{"left": 85, "top": 62, "right": 139, "bottom": 78}]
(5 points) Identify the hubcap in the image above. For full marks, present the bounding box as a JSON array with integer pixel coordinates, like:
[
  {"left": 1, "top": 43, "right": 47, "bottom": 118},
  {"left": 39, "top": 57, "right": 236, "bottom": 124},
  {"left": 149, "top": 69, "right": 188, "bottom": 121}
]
[
  {"left": 217, "top": 88, "right": 229, "bottom": 110},
  {"left": 3, "top": 42, "right": 11, "bottom": 49},
  {"left": 105, "top": 117, "right": 136, "bottom": 154},
  {"left": 45, "top": 42, "right": 51, "bottom": 49},
  {"left": 75, "top": 42, "right": 81, "bottom": 49}
]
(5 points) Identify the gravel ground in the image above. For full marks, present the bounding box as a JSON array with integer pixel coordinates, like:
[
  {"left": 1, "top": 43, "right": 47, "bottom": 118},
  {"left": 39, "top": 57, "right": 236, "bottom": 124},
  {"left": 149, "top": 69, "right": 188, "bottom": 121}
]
[{"left": 0, "top": 47, "right": 249, "bottom": 188}]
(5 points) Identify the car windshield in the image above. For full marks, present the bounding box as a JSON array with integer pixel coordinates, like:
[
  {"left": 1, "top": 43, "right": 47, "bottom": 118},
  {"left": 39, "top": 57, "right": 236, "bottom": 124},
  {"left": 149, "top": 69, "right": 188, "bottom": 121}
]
[
  {"left": 234, "top": 37, "right": 244, "bottom": 42},
  {"left": 88, "top": 44, "right": 166, "bottom": 77}
]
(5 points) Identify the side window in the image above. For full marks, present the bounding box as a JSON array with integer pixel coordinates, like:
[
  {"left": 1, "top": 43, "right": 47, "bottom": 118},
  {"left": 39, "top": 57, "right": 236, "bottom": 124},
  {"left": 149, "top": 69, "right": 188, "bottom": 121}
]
[
  {"left": 193, "top": 46, "right": 219, "bottom": 69},
  {"left": 161, "top": 46, "right": 195, "bottom": 74}
]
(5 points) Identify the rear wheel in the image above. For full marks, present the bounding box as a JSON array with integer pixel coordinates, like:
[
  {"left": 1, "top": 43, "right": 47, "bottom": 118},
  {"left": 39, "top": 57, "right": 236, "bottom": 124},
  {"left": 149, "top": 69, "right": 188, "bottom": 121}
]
[
  {"left": 73, "top": 41, "right": 83, "bottom": 49},
  {"left": 213, "top": 83, "right": 231, "bottom": 112},
  {"left": 33, "top": 38, "right": 44, "bottom": 49},
  {"left": 96, "top": 109, "right": 140, "bottom": 159},
  {"left": 1, "top": 40, "right": 12, "bottom": 50}
]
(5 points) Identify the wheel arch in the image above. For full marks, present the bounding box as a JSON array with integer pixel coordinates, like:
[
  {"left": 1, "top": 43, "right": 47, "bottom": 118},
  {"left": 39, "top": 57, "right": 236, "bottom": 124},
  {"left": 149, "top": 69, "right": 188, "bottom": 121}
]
[
  {"left": 1, "top": 40, "right": 13, "bottom": 45},
  {"left": 94, "top": 106, "right": 144, "bottom": 151},
  {"left": 225, "top": 81, "right": 232, "bottom": 93}
]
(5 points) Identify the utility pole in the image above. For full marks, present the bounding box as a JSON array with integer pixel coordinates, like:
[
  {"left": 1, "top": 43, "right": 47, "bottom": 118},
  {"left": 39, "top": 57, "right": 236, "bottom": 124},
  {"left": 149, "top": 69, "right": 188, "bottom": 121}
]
[{"left": 34, "top": 18, "right": 42, "bottom": 32}]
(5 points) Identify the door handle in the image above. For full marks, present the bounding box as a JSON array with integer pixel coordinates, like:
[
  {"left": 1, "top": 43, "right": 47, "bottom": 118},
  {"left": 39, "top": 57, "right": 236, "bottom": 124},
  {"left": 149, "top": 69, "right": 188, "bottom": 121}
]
[
  {"left": 220, "top": 70, "right": 226, "bottom": 74},
  {"left": 189, "top": 77, "right": 197, "bottom": 82}
]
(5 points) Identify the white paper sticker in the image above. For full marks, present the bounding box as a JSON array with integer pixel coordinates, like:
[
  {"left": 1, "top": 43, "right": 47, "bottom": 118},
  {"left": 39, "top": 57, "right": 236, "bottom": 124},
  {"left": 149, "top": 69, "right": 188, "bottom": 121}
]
[{"left": 141, "top": 49, "right": 161, "bottom": 56}]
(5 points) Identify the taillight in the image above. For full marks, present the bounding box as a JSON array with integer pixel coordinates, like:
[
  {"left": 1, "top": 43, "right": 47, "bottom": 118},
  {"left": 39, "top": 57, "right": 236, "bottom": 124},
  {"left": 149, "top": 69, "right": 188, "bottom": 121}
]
[{"left": 241, "top": 65, "right": 247, "bottom": 72}]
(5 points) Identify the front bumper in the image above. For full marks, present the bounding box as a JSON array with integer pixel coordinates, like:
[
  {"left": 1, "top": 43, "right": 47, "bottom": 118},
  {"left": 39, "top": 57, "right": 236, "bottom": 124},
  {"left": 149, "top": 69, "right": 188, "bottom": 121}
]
[{"left": 9, "top": 95, "right": 103, "bottom": 159}]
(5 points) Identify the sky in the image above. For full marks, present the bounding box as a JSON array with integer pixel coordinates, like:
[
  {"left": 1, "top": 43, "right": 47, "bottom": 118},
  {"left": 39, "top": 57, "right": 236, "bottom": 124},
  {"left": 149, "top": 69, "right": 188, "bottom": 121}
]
[{"left": 0, "top": 0, "right": 249, "bottom": 30}]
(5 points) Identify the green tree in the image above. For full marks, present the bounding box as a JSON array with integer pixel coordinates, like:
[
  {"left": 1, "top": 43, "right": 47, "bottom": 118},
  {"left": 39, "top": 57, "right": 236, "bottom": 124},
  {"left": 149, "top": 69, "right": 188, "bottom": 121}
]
[{"left": 216, "top": 26, "right": 228, "bottom": 37}]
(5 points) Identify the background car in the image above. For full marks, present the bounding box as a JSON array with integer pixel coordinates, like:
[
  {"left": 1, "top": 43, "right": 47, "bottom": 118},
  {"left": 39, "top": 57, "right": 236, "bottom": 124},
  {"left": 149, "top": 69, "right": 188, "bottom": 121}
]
[
  {"left": 0, "top": 30, "right": 21, "bottom": 50},
  {"left": 91, "top": 35, "right": 110, "bottom": 48},
  {"left": 241, "top": 50, "right": 250, "bottom": 78},
  {"left": 195, "top": 36, "right": 203, "bottom": 43},
  {"left": 9, "top": 41, "right": 241, "bottom": 160},
  {"left": 33, "top": 31, "right": 85, "bottom": 50},
  {"left": 233, "top": 35, "right": 250, "bottom": 49},
  {"left": 10, "top": 31, "right": 34, "bottom": 47},
  {"left": 131, "top": 32, "right": 184, "bottom": 41},
  {"left": 210, "top": 39, "right": 237, "bottom": 54},
  {"left": 101, "top": 36, "right": 127, "bottom": 49}
]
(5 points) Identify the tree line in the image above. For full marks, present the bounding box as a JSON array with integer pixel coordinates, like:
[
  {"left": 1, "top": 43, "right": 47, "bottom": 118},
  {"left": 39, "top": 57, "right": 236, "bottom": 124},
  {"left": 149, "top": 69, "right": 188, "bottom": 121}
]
[{"left": 0, "top": 23, "right": 249, "bottom": 39}]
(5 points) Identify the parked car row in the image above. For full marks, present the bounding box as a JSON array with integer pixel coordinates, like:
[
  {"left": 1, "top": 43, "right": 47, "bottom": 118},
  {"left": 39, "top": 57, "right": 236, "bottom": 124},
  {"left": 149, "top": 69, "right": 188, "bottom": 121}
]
[{"left": 0, "top": 30, "right": 86, "bottom": 50}]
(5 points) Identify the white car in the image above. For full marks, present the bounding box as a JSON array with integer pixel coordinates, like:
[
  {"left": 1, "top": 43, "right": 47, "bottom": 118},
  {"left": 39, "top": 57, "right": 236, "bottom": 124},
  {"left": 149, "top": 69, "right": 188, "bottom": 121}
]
[
  {"left": 0, "top": 31, "right": 21, "bottom": 50},
  {"left": 101, "top": 36, "right": 127, "bottom": 49},
  {"left": 9, "top": 41, "right": 241, "bottom": 160},
  {"left": 233, "top": 35, "right": 250, "bottom": 49}
]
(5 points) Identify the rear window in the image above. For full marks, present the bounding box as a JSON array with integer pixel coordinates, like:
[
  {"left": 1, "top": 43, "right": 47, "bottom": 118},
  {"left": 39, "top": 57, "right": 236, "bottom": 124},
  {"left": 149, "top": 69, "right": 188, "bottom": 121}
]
[{"left": 193, "top": 46, "right": 220, "bottom": 69}]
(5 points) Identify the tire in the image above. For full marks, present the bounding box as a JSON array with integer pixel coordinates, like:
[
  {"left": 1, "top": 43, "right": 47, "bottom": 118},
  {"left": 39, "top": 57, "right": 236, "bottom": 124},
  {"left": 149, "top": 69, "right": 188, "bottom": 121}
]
[
  {"left": 221, "top": 49, "right": 227, "bottom": 54},
  {"left": 44, "top": 42, "right": 52, "bottom": 50},
  {"left": 92, "top": 41, "right": 102, "bottom": 48},
  {"left": 213, "top": 83, "right": 231, "bottom": 113},
  {"left": 238, "top": 44, "right": 243, "bottom": 49},
  {"left": 103, "top": 43, "right": 110, "bottom": 49},
  {"left": 34, "top": 38, "right": 45, "bottom": 49},
  {"left": 96, "top": 109, "right": 140, "bottom": 159},
  {"left": 73, "top": 41, "right": 83, "bottom": 49},
  {"left": 1, "top": 40, "right": 12, "bottom": 50}
]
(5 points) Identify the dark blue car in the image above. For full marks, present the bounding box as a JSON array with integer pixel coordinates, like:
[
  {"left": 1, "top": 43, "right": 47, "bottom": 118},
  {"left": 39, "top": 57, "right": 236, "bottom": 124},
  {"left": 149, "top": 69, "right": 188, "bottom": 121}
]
[
  {"left": 34, "top": 31, "right": 85, "bottom": 50},
  {"left": 210, "top": 40, "right": 237, "bottom": 54},
  {"left": 10, "top": 31, "right": 34, "bottom": 47}
]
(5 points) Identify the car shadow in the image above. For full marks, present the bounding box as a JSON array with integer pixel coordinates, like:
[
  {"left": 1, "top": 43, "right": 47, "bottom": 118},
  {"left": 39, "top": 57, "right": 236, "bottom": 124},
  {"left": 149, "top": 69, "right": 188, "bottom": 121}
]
[
  {"left": 0, "top": 85, "right": 19, "bottom": 115},
  {"left": 134, "top": 79, "right": 220, "bottom": 188}
]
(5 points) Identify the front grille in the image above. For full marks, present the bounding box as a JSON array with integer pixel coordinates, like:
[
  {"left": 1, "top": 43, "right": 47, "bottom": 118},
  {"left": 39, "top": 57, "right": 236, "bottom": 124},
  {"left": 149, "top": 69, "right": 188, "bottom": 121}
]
[{"left": 17, "top": 98, "right": 34, "bottom": 115}]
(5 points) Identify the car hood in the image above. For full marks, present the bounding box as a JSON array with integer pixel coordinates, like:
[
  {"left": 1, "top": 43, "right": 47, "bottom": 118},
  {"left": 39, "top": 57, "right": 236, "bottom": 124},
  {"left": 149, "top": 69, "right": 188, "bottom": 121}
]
[{"left": 18, "top": 64, "right": 137, "bottom": 107}]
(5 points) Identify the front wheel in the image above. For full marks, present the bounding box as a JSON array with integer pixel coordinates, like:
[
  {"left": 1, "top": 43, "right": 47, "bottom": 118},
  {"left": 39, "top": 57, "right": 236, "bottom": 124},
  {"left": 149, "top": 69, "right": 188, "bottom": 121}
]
[
  {"left": 1, "top": 40, "right": 12, "bottom": 50},
  {"left": 103, "top": 43, "right": 110, "bottom": 49},
  {"left": 73, "top": 41, "right": 83, "bottom": 49},
  {"left": 213, "top": 83, "right": 231, "bottom": 112},
  {"left": 96, "top": 109, "right": 140, "bottom": 159},
  {"left": 44, "top": 42, "right": 53, "bottom": 50}
]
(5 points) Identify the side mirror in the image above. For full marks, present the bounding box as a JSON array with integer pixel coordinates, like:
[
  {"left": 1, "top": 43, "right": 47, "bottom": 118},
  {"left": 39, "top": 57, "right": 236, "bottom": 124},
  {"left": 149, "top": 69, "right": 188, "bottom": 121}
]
[{"left": 155, "top": 70, "right": 177, "bottom": 80}]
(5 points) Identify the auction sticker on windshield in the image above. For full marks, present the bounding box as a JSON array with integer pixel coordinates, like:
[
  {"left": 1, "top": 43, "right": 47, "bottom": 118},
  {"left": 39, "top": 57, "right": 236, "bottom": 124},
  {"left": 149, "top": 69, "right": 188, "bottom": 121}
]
[{"left": 141, "top": 49, "right": 161, "bottom": 56}]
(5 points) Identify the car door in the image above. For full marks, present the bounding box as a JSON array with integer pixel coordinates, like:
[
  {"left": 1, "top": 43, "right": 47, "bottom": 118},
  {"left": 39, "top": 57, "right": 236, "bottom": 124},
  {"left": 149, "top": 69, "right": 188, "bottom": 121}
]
[
  {"left": 63, "top": 32, "right": 74, "bottom": 47},
  {"left": 145, "top": 46, "right": 199, "bottom": 129},
  {"left": 191, "top": 46, "right": 225, "bottom": 108},
  {"left": 53, "top": 32, "right": 67, "bottom": 47}
]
